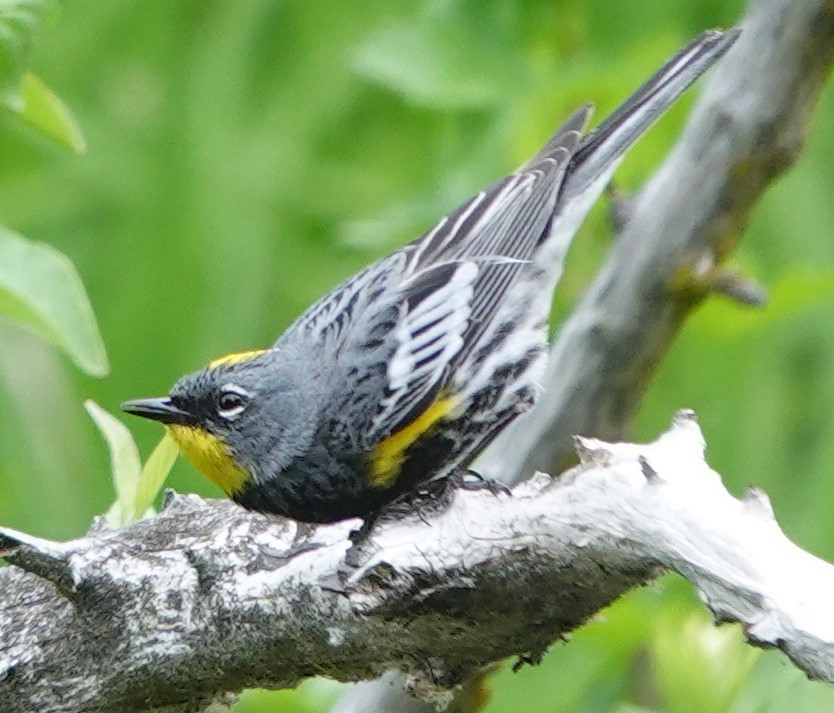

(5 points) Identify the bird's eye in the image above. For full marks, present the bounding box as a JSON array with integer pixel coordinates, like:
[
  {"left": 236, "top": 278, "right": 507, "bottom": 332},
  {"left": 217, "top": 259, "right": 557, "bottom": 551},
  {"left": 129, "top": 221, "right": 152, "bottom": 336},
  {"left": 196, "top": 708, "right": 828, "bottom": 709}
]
[{"left": 216, "top": 387, "right": 249, "bottom": 419}]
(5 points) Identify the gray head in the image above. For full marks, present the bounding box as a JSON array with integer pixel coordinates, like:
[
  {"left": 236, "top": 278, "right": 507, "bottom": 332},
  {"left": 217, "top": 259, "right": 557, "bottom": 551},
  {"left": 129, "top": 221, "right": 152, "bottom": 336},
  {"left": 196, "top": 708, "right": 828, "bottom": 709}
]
[{"left": 122, "top": 348, "right": 317, "bottom": 493}]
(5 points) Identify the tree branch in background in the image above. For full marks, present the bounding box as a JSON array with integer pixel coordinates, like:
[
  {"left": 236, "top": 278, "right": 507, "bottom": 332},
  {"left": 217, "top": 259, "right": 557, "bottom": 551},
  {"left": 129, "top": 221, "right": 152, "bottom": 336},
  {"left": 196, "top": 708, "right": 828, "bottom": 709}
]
[{"left": 479, "top": 0, "right": 834, "bottom": 483}]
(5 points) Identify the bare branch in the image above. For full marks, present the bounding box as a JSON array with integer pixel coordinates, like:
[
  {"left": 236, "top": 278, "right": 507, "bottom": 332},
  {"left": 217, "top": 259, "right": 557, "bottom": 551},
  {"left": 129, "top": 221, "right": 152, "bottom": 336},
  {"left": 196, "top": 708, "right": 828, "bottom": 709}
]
[{"left": 2, "top": 413, "right": 834, "bottom": 712}]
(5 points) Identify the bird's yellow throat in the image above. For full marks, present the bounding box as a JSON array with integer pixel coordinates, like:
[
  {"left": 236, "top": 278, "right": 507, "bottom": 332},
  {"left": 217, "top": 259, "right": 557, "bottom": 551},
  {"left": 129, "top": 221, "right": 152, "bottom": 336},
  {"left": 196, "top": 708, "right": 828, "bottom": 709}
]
[{"left": 166, "top": 424, "right": 250, "bottom": 496}]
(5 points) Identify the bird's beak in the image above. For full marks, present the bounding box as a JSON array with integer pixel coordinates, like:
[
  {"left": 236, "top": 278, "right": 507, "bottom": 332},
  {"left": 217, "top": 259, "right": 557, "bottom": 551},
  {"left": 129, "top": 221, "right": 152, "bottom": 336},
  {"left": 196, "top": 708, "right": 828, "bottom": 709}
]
[{"left": 121, "top": 397, "right": 193, "bottom": 425}]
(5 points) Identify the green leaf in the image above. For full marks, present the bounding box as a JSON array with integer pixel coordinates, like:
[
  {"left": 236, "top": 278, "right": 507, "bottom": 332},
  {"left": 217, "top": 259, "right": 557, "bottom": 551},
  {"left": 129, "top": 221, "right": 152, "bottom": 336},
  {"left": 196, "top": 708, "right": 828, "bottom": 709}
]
[
  {"left": 6, "top": 71, "right": 85, "bottom": 152},
  {"left": 0, "top": 226, "right": 109, "bottom": 376},
  {"left": 0, "top": 0, "right": 55, "bottom": 108},
  {"left": 85, "top": 402, "right": 179, "bottom": 527},
  {"left": 134, "top": 433, "right": 178, "bottom": 520},
  {"left": 85, "top": 400, "right": 142, "bottom": 528}
]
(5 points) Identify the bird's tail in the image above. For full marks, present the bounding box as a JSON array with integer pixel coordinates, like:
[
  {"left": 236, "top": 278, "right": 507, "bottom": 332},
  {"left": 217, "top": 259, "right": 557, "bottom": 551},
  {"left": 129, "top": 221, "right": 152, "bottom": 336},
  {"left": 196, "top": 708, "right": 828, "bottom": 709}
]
[{"left": 562, "top": 27, "right": 740, "bottom": 202}]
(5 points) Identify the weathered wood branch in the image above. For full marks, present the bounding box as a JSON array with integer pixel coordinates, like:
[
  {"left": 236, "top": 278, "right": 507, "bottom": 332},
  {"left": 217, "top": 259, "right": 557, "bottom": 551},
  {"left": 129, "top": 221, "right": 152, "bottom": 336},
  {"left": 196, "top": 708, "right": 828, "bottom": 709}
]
[{"left": 1, "top": 413, "right": 833, "bottom": 713}]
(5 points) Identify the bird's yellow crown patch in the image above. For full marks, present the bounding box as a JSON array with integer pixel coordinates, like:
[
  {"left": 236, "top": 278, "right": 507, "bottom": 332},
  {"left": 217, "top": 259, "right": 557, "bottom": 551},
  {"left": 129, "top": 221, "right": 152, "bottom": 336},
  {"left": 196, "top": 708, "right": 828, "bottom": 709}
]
[
  {"left": 369, "top": 395, "right": 457, "bottom": 488},
  {"left": 209, "top": 349, "right": 267, "bottom": 369},
  {"left": 166, "top": 424, "right": 250, "bottom": 496}
]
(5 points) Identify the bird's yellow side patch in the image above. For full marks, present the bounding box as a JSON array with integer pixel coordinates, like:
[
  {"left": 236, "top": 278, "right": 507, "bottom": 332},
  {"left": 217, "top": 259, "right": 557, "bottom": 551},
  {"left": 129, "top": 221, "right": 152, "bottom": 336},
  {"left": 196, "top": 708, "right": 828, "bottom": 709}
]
[
  {"left": 209, "top": 349, "right": 266, "bottom": 369},
  {"left": 368, "top": 396, "right": 457, "bottom": 489},
  {"left": 166, "top": 424, "right": 250, "bottom": 496}
]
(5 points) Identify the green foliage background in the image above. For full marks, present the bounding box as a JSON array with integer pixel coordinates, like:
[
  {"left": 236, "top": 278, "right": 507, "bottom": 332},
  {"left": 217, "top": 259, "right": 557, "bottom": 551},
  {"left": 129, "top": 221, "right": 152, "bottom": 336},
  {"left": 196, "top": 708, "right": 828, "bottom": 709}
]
[{"left": 2, "top": 1, "right": 834, "bottom": 711}]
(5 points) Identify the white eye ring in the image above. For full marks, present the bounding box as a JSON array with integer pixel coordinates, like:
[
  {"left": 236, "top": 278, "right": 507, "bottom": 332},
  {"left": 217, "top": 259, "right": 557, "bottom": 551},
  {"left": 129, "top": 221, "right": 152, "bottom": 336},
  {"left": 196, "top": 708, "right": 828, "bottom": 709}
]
[{"left": 217, "top": 384, "right": 251, "bottom": 419}]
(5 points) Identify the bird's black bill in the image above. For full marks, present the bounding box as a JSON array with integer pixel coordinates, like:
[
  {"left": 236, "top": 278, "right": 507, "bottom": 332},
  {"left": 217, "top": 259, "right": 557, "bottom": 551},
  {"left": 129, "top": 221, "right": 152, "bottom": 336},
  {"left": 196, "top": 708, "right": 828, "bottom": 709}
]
[{"left": 121, "top": 397, "right": 192, "bottom": 425}]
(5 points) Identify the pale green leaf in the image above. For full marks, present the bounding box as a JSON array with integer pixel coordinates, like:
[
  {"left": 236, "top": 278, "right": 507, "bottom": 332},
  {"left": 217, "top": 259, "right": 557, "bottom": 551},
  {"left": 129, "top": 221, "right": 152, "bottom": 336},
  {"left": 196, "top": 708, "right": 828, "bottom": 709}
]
[
  {"left": 6, "top": 71, "right": 85, "bottom": 152},
  {"left": 0, "top": 226, "right": 109, "bottom": 376},
  {"left": 0, "top": 0, "right": 55, "bottom": 107},
  {"left": 85, "top": 400, "right": 142, "bottom": 528},
  {"left": 86, "top": 402, "right": 179, "bottom": 527},
  {"left": 133, "top": 433, "right": 179, "bottom": 519}
]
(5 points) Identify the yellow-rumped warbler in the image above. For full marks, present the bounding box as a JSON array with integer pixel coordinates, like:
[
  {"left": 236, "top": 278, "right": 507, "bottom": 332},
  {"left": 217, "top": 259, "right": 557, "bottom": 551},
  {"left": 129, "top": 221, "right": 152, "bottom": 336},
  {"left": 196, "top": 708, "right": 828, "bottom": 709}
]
[{"left": 123, "top": 29, "right": 738, "bottom": 525}]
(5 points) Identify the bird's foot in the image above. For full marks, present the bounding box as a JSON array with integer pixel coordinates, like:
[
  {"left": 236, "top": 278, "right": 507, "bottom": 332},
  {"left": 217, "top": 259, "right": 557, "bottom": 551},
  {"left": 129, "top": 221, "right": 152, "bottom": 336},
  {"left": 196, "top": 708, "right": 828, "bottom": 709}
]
[
  {"left": 348, "top": 510, "right": 381, "bottom": 547},
  {"left": 451, "top": 468, "right": 513, "bottom": 497},
  {"left": 345, "top": 510, "right": 383, "bottom": 568}
]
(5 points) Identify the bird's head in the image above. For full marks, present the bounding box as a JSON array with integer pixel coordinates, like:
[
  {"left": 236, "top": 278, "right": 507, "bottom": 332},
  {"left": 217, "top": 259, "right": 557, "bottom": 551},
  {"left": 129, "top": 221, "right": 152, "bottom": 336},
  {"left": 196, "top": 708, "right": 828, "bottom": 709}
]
[{"left": 122, "top": 349, "right": 295, "bottom": 497}]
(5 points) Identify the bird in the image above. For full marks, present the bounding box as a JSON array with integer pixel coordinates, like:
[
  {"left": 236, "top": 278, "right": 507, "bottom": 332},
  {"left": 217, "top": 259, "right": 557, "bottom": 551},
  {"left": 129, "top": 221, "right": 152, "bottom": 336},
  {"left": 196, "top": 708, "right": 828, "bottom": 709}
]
[{"left": 123, "top": 29, "right": 738, "bottom": 526}]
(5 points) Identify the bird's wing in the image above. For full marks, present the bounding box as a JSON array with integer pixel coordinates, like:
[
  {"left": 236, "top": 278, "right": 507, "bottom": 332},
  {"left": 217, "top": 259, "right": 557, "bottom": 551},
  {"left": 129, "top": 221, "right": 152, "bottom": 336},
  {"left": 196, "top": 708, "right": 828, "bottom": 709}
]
[
  {"left": 285, "top": 257, "right": 394, "bottom": 348},
  {"left": 367, "top": 259, "right": 479, "bottom": 440},
  {"left": 279, "top": 28, "right": 741, "bottom": 468},
  {"left": 347, "top": 108, "right": 590, "bottom": 445}
]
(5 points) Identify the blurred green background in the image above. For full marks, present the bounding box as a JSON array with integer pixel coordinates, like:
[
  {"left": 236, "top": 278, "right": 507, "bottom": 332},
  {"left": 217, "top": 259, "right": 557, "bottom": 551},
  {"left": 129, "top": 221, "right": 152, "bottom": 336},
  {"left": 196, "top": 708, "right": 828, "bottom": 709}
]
[{"left": 2, "top": 0, "right": 834, "bottom": 711}]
